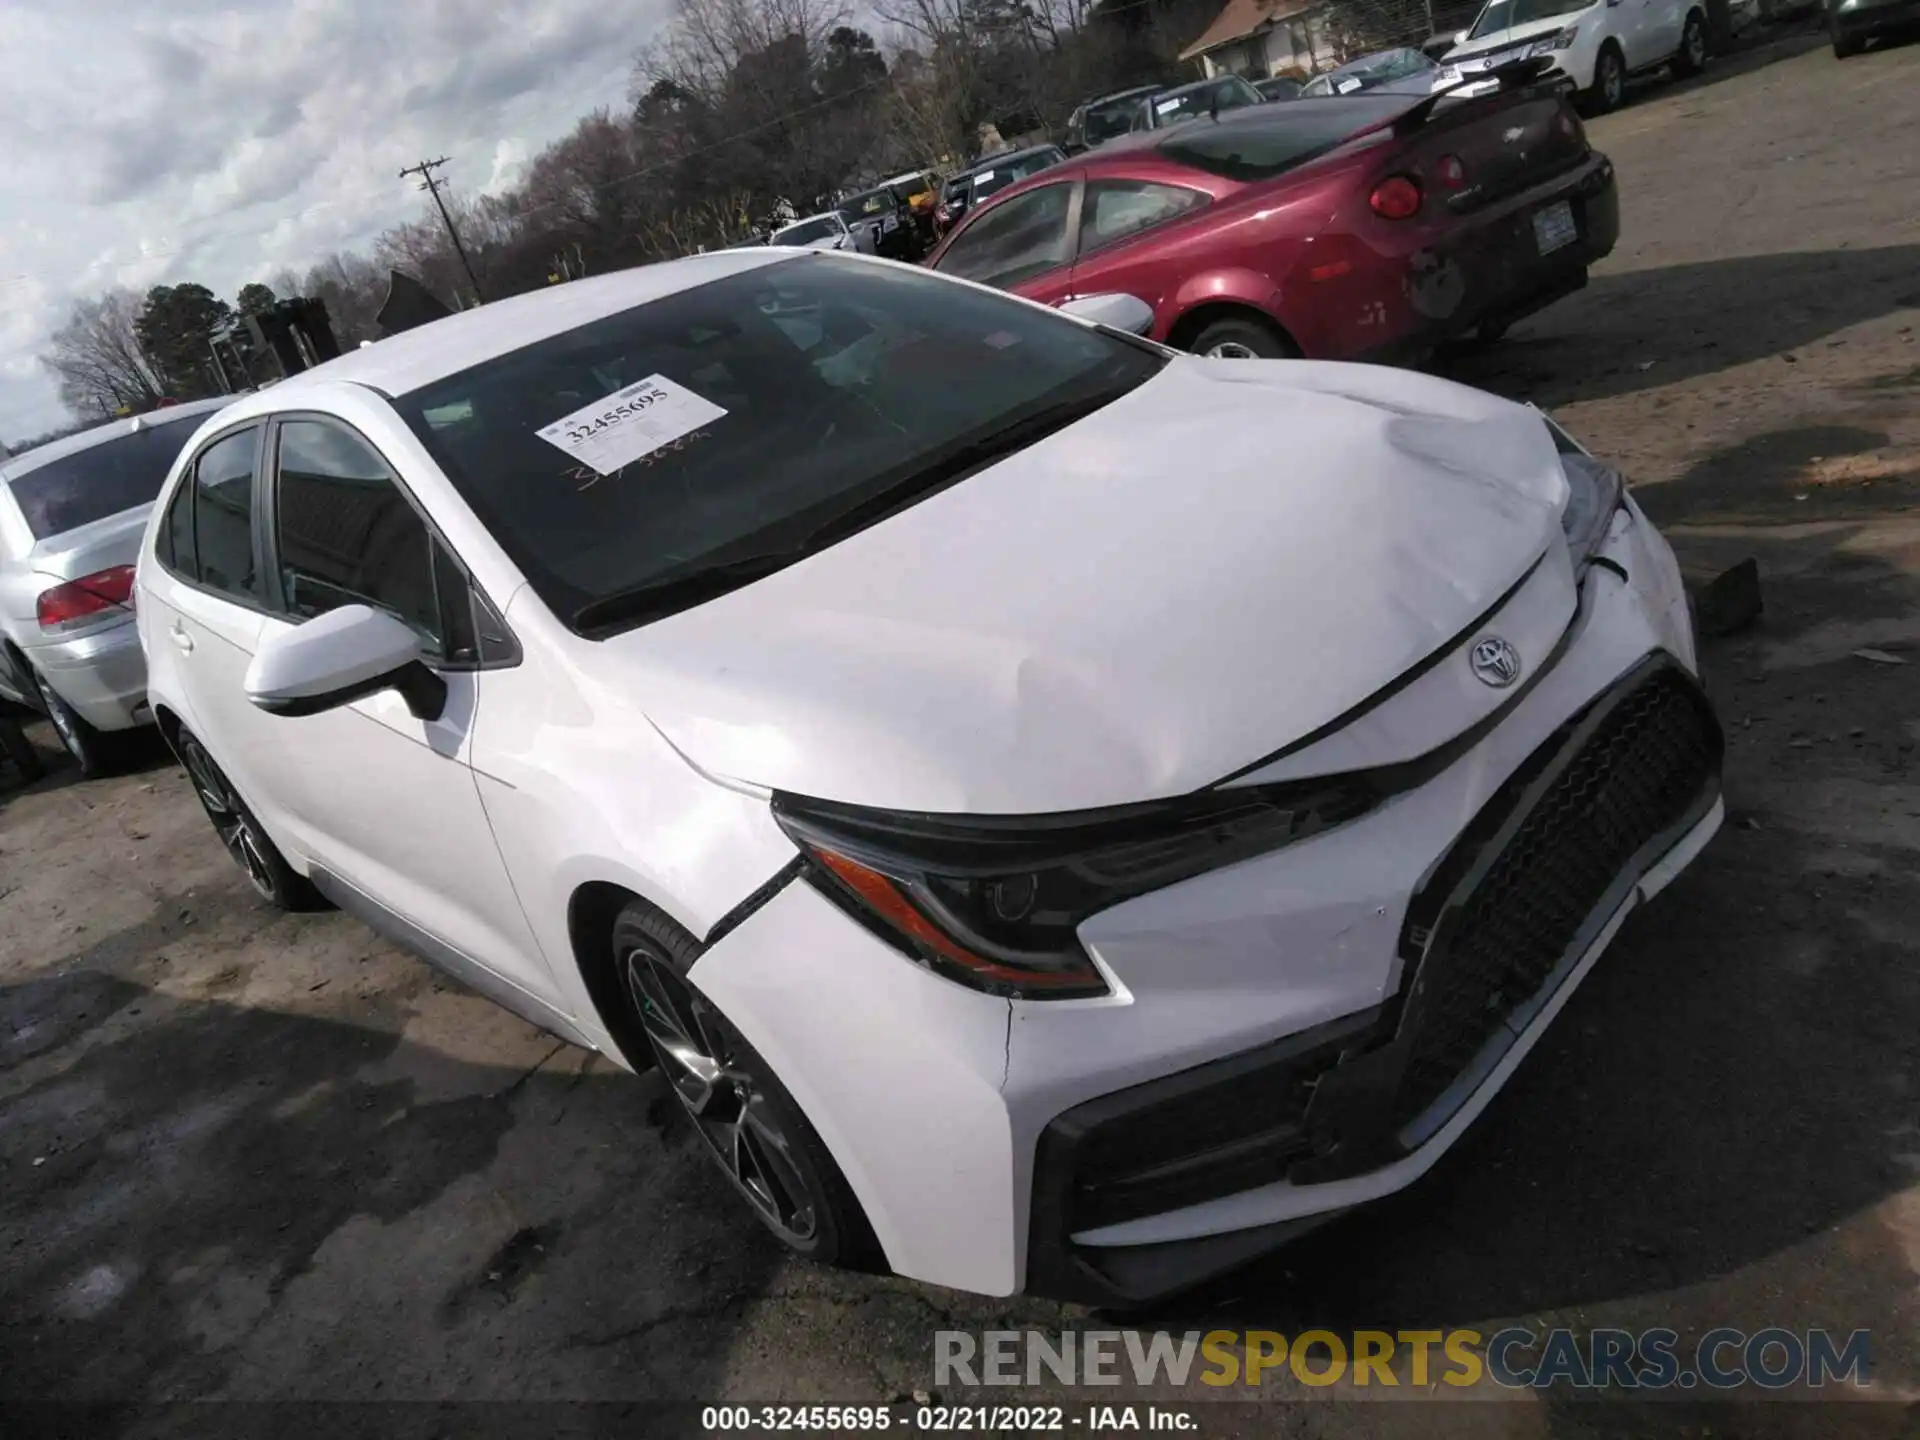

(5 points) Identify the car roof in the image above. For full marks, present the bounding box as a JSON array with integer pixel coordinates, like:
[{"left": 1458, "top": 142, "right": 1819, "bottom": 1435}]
[
  {"left": 775, "top": 212, "right": 844, "bottom": 230},
  {"left": 1084, "top": 84, "right": 1163, "bottom": 109},
  {"left": 948, "top": 145, "right": 1062, "bottom": 181},
  {"left": 255, "top": 250, "right": 794, "bottom": 401},
  {"left": 1080, "top": 91, "right": 1407, "bottom": 160},
  {"left": 1153, "top": 76, "right": 1245, "bottom": 99},
  {"left": 0, "top": 396, "right": 234, "bottom": 482}
]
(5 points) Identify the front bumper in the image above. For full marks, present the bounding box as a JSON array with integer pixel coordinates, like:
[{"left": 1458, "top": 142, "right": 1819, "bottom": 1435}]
[
  {"left": 20, "top": 617, "right": 152, "bottom": 732},
  {"left": 1025, "top": 657, "right": 1721, "bottom": 1304},
  {"left": 691, "top": 497, "right": 1721, "bottom": 1300}
]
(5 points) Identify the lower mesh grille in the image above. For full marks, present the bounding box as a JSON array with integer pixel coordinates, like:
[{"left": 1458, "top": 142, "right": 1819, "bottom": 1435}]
[{"left": 1392, "top": 664, "right": 1721, "bottom": 1128}]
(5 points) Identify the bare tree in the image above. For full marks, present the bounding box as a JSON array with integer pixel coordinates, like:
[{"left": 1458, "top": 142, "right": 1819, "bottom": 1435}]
[
  {"left": 38, "top": 289, "right": 162, "bottom": 421},
  {"left": 299, "top": 252, "right": 387, "bottom": 346}
]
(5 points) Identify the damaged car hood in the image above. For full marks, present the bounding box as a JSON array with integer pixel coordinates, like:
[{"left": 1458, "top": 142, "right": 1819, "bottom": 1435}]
[{"left": 591, "top": 357, "right": 1572, "bottom": 814}]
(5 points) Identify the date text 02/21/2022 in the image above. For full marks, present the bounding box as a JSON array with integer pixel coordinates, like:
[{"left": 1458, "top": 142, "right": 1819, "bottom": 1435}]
[{"left": 699, "top": 1403, "right": 1197, "bottom": 1431}]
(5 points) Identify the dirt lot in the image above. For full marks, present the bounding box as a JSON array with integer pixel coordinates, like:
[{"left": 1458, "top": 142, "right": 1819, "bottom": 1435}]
[{"left": 3, "top": 27, "right": 1918, "bottom": 1438}]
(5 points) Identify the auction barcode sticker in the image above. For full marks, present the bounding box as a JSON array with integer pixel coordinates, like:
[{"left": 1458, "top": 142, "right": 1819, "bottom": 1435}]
[{"left": 536, "top": 375, "right": 728, "bottom": 476}]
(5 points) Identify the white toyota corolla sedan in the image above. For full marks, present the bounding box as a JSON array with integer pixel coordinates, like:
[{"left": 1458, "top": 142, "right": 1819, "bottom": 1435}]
[{"left": 135, "top": 250, "right": 1722, "bottom": 1304}]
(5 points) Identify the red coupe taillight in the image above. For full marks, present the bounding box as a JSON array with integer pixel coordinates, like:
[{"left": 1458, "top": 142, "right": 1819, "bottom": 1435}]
[
  {"left": 1369, "top": 175, "right": 1423, "bottom": 220},
  {"left": 36, "top": 565, "right": 136, "bottom": 632},
  {"left": 1435, "top": 154, "right": 1467, "bottom": 190}
]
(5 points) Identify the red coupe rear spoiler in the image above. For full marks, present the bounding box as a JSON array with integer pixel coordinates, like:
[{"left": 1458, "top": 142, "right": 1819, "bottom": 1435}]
[{"left": 1372, "top": 55, "right": 1564, "bottom": 138}]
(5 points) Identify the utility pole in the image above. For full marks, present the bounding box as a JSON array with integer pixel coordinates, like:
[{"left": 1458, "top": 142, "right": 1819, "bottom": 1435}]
[{"left": 398, "top": 157, "right": 485, "bottom": 303}]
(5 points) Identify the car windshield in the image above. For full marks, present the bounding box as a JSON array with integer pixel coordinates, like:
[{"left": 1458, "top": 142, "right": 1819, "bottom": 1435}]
[
  {"left": 959, "top": 151, "right": 1059, "bottom": 206},
  {"left": 839, "top": 189, "right": 893, "bottom": 219},
  {"left": 1083, "top": 92, "right": 1154, "bottom": 145},
  {"left": 1308, "top": 49, "right": 1432, "bottom": 94},
  {"left": 888, "top": 174, "right": 934, "bottom": 203},
  {"left": 392, "top": 255, "right": 1163, "bottom": 634},
  {"left": 775, "top": 216, "right": 842, "bottom": 245},
  {"left": 1149, "top": 79, "right": 1254, "bottom": 127},
  {"left": 6, "top": 411, "right": 209, "bottom": 540},
  {"left": 1468, "top": 0, "right": 1591, "bottom": 39}
]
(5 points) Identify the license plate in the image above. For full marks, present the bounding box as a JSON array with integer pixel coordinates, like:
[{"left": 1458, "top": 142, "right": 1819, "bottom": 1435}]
[{"left": 1533, "top": 200, "right": 1577, "bottom": 255}]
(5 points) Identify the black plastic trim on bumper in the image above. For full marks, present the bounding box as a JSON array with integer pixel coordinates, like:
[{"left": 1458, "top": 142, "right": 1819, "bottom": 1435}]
[
  {"left": 1022, "top": 652, "right": 1723, "bottom": 1307},
  {"left": 1024, "top": 1008, "right": 1379, "bottom": 1308}
]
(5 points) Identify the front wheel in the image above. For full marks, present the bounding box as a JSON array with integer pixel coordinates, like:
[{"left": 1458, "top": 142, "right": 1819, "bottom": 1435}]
[
  {"left": 615, "top": 900, "right": 881, "bottom": 1269},
  {"left": 1189, "top": 314, "right": 1298, "bottom": 360},
  {"left": 1584, "top": 44, "right": 1627, "bottom": 114},
  {"left": 1674, "top": 10, "right": 1708, "bottom": 74},
  {"left": 174, "top": 729, "right": 326, "bottom": 910},
  {"left": 1831, "top": 23, "right": 1863, "bottom": 55}
]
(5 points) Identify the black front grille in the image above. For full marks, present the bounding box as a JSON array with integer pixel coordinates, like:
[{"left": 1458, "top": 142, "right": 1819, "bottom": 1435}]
[{"left": 1391, "top": 663, "right": 1722, "bottom": 1129}]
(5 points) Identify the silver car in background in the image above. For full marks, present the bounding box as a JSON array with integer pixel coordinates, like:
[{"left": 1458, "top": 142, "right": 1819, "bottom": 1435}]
[
  {"left": 769, "top": 212, "right": 876, "bottom": 253},
  {"left": 0, "top": 398, "right": 229, "bottom": 774}
]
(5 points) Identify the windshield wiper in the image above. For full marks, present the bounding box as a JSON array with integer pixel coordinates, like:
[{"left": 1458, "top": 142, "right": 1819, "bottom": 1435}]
[
  {"left": 572, "top": 386, "right": 1131, "bottom": 635},
  {"left": 573, "top": 548, "right": 813, "bottom": 633}
]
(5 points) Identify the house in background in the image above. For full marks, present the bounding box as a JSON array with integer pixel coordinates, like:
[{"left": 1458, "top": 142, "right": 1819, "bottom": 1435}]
[
  {"left": 1179, "top": 0, "right": 1466, "bottom": 80},
  {"left": 1179, "top": 0, "right": 1341, "bottom": 81}
]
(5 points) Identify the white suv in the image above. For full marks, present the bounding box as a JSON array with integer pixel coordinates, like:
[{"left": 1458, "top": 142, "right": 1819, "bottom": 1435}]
[
  {"left": 1435, "top": 0, "right": 1709, "bottom": 114},
  {"left": 136, "top": 251, "right": 1722, "bottom": 1304}
]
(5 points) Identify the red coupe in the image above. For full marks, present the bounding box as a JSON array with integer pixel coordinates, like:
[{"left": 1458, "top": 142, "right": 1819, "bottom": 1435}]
[{"left": 924, "top": 71, "right": 1618, "bottom": 363}]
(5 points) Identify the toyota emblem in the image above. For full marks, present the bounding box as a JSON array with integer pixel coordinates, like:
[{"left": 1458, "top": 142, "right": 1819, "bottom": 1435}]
[{"left": 1470, "top": 636, "right": 1522, "bottom": 688}]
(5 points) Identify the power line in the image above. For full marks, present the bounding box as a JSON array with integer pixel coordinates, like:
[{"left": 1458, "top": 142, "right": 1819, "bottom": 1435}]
[{"left": 399, "top": 157, "right": 486, "bottom": 303}]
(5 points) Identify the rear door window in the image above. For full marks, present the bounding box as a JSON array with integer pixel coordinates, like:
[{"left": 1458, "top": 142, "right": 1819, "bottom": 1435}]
[
  {"left": 934, "top": 183, "right": 1075, "bottom": 288},
  {"left": 1079, "top": 180, "right": 1208, "bottom": 254},
  {"left": 190, "top": 428, "right": 267, "bottom": 604}
]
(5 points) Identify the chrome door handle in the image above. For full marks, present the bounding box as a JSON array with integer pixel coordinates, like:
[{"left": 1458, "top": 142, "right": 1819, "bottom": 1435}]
[{"left": 169, "top": 625, "right": 194, "bottom": 654}]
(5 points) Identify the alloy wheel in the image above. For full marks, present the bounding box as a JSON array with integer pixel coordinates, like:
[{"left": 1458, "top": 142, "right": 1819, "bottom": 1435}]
[
  {"left": 625, "top": 947, "right": 819, "bottom": 1245},
  {"left": 1603, "top": 54, "right": 1624, "bottom": 107},
  {"left": 43, "top": 692, "right": 80, "bottom": 754},
  {"left": 1204, "top": 340, "right": 1262, "bottom": 360},
  {"left": 1686, "top": 20, "right": 1706, "bottom": 67},
  {"left": 179, "top": 738, "right": 277, "bottom": 900}
]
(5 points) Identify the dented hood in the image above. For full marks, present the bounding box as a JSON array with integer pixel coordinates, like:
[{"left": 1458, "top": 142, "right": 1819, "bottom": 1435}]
[{"left": 595, "top": 357, "right": 1572, "bottom": 814}]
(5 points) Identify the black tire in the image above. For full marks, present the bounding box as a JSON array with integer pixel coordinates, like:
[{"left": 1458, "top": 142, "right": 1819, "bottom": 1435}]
[
  {"left": 1830, "top": 23, "right": 1863, "bottom": 55},
  {"left": 614, "top": 900, "right": 882, "bottom": 1270},
  {"left": 1674, "top": 9, "right": 1709, "bottom": 74},
  {"left": 29, "top": 668, "right": 119, "bottom": 778},
  {"left": 173, "top": 728, "right": 327, "bottom": 911},
  {"left": 1187, "top": 314, "right": 1298, "bottom": 360},
  {"left": 1584, "top": 44, "right": 1627, "bottom": 113},
  {"left": 1469, "top": 316, "right": 1514, "bottom": 347},
  {"left": 0, "top": 716, "right": 45, "bottom": 782}
]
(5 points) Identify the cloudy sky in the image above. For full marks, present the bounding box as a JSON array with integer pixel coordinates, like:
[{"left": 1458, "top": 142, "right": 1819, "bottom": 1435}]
[{"left": 0, "top": 0, "right": 672, "bottom": 443}]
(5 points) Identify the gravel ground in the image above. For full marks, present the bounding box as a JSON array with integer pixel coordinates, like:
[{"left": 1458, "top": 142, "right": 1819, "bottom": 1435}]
[{"left": 2, "top": 26, "right": 1917, "bottom": 1439}]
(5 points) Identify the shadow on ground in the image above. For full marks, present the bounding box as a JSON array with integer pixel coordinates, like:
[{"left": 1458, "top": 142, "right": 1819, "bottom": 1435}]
[
  {"left": 0, "top": 907, "right": 785, "bottom": 1407},
  {"left": 1439, "top": 245, "right": 1920, "bottom": 407}
]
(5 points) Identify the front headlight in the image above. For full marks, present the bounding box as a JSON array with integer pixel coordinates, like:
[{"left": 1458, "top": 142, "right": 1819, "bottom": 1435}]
[
  {"left": 1543, "top": 416, "right": 1625, "bottom": 567},
  {"left": 773, "top": 781, "right": 1379, "bottom": 1000},
  {"left": 1530, "top": 24, "right": 1579, "bottom": 53}
]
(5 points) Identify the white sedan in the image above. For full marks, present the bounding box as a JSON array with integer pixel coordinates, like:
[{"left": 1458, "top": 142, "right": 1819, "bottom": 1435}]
[
  {"left": 135, "top": 251, "right": 1722, "bottom": 1304},
  {"left": 769, "top": 211, "right": 875, "bottom": 253}
]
